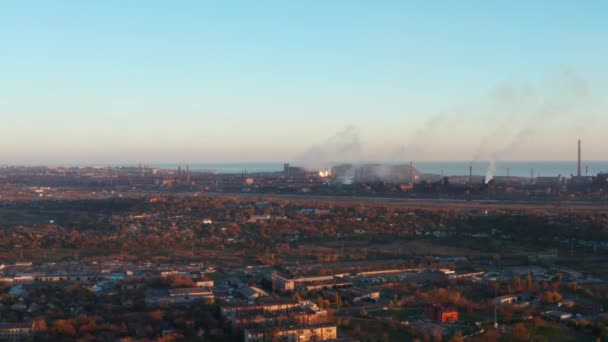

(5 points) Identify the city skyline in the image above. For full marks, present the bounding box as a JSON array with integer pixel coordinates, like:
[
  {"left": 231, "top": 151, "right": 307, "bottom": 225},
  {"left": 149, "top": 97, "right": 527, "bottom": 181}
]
[{"left": 1, "top": 1, "right": 607, "bottom": 164}]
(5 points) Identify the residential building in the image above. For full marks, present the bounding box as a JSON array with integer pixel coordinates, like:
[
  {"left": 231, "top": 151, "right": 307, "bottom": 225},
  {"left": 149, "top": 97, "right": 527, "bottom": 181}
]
[
  {"left": 244, "top": 323, "right": 337, "bottom": 342},
  {"left": 0, "top": 322, "right": 32, "bottom": 340},
  {"left": 426, "top": 304, "right": 459, "bottom": 323}
]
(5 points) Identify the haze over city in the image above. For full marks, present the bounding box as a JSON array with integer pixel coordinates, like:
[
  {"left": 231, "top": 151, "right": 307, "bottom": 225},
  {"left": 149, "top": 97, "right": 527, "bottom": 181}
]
[
  {"left": 4, "top": 2, "right": 608, "bottom": 342},
  {"left": 1, "top": 1, "right": 607, "bottom": 165}
]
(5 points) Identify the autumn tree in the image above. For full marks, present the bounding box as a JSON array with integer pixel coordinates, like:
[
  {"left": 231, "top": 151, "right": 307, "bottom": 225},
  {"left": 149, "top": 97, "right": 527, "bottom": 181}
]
[
  {"left": 512, "top": 323, "right": 529, "bottom": 341},
  {"left": 540, "top": 291, "right": 562, "bottom": 304},
  {"left": 53, "top": 319, "right": 76, "bottom": 337}
]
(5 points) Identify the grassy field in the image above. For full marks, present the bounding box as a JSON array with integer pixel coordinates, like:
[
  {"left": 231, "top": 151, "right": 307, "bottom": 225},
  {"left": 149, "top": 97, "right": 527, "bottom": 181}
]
[
  {"left": 531, "top": 321, "right": 597, "bottom": 342},
  {"left": 212, "top": 192, "right": 608, "bottom": 213},
  {"left": 0, "top": 208, "right": 72, "bottom": 226}
]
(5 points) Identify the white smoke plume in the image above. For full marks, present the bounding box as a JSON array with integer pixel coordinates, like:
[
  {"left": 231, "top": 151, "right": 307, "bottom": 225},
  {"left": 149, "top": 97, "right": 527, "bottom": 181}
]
[
  {"left": 485, "top": 160, "right": 496, "bottom": 184},
  {"left": 296, "top": 125, "right": 362, "bottom": 170},
  {"left": 473, "top": 65, "right": 589, "bottom": 162},
  {"left": 392, "top": 113, "right": 447, "bottom": 162}
]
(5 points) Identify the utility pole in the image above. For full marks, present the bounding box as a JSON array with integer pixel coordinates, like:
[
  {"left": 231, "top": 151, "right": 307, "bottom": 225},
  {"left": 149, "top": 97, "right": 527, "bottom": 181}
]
[{"left": 494, "top": 282, "right": 498, "bottom": 329}]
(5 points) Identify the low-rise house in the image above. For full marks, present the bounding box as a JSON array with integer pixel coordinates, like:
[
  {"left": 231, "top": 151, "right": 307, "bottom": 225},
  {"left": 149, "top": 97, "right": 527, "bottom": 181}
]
[
  {"left": 248, "top": 215, "right": 271, "bottom": 223},
  {"left": 0, "top": 322, "right": 33, "bottom": 340},
  {"left": 224, "top": 300, "right": 328, "bottom": 327},
  {"left": 146, "top": 288, "right": 214, "bottom": 306},
  {"left": 168, "top": 287, "right": 213, "bottom": 299},
  {"left": 544, "top": 310, "right": 573, "bottom": 321},
  {"left": 160, "top": 270, "right": 189, "bottom": 278},
  {"left": 557, "top": 299, "right": 575, "bottom": 308},
  {"left": 271, "top": 274, "right": 295, "bottom": 292},
  {"left": 494, "top": 293, "right": 533, "bottom": 307},
  {"left": 239, "top": 286, "right": 269, "bottom": 300},
  {"left": 356, "top": 268, "right": 420, "bottom": 278},
  {"left": 0, "top": 277, "right": 14, "bottom": 284},
  {"left": 35, "top": 274, "right": 97, "bottom": 282},
  {"left": 12, "top": 275, "right": 34, "bottom": 284},
  {"left": 13, "top": 262, "right": 33, "bottom": 267},
  {"left": 448, "top": 271, "right": 484, "bottom": 280},
  {"left": 303, "top": 278, "right": 352, "bottom": 292},
  {"left": 271, "top": 273, "right": 351, "bottom": 292},
  {"left": 346, "top": 287, "right": 380, "bottom": 303},
  {"left": 221, "top": 299, "right": 300, "bottom": 319},
  {"left": 193, "top": 278, "right": 214, "bottom": 288}
]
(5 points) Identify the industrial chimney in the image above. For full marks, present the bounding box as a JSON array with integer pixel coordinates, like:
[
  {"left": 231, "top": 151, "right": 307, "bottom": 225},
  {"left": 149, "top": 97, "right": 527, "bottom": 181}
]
[
  {"left": 577, "top": 139, "right": 582, "bottom": 177},
  {"left": 409, "top": 161, "right": 414, "bottom": 185}
]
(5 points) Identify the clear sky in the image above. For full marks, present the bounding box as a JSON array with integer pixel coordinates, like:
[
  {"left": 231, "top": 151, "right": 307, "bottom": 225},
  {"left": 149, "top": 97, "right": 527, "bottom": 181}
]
[{"left": 1, "top": 1, "right": 607, "bottom": 165}]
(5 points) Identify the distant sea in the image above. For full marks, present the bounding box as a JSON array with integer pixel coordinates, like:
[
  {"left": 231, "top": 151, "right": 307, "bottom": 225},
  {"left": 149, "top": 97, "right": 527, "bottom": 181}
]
[{"left": 151, "top": 161, "right": 608, "bottom": 178}]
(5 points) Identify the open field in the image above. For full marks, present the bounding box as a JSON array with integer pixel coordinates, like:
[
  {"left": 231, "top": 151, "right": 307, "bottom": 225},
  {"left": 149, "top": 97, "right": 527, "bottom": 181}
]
[{"left": 205, "top": 192, "right": 608, "bottom": 213}]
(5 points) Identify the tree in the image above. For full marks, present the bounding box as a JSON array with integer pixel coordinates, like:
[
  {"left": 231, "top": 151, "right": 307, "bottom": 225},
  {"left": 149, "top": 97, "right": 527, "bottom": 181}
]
[
  {"left": 432, "top": 328, "right": 443, "bottom": 342},
  {"left": 526, "top": 272, "right": 533, "bottom": 292},
  {"left": 551, "top": 273, "right": 563, "bottom": 289},
  {"left": 449, "top": 332, "right": 464, "bottom": 342},
  {"left": 53, "top": 319, "right": 76, "bottom": 337},
  {"left": 335, "top": 292, "right": 343, "bottom": 311},
  {"left": 540, "top": 291, "right": 562, "bottom": 304},
  {"left": 483, "top": 329, "right": 501, "bottom": 342},
  {"left": 513, "top": 275, "right": 521, "bottom": 291},
  {"left": 150, "top": 309, "right": 165, "bottom": 322},
  {"left": 512, "top": 323, "right": 529, "bottom": 341}
]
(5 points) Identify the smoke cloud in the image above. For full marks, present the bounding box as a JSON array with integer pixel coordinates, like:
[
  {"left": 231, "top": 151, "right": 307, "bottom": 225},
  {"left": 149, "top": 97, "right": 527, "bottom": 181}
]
[
  {"left": 294, "top": 66, "right": 593, "bottom": 178},
  {"left": 474, "top": 65, "right": 589, "bottom": 163},
  {"left": 392, "top": 113, "right": 447, "bottom": 162},
  {"left": 485, "top": 159, "right": 496, "bottom": 184},
  {"left": 296, "top": 125, "right": 362, "bottom": 170}
]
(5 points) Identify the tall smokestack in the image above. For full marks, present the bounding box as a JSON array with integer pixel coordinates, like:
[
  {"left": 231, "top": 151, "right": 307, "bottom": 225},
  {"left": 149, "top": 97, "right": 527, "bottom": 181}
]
[
  {"left": 530, "top": 168, "right": 534, "bottom": 184},
  {"left": 577, "top": 139, "right": 582, "bottom": 177},
  {"left": 469, "top": 164, "right": 472, "bottom": 187},
  {"left": 409, "top": 161, "right": 414, "bottom": 185}
]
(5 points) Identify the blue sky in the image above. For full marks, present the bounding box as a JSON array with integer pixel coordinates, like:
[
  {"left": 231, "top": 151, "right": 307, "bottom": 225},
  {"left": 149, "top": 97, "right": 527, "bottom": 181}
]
[{"left": 1, "top": 1, "right": 606, "bottom": 164}]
